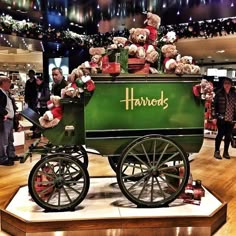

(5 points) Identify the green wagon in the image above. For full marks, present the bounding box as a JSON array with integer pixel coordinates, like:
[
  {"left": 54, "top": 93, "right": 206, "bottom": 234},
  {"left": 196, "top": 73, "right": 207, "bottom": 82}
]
[{"left": 21, "top": 74, "right": 204, "bottom": 212}]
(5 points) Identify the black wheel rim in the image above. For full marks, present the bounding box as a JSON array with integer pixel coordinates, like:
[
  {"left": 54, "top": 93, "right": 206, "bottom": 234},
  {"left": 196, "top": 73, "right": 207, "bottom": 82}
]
[{"left": 117, "top": 135, "right": 189, "bottom": 207}]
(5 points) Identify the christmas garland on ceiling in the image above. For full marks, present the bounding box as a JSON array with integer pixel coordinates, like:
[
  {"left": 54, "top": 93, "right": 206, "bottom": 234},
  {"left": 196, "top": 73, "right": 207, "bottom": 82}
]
[{"left": 0, "top": 14, "right": 236, "bottom": 51}]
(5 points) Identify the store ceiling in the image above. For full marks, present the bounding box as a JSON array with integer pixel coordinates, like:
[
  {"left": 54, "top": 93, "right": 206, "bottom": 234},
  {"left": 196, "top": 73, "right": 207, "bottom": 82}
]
[{"left": 0, "top": 0, "right": 235, "bottom": 71}]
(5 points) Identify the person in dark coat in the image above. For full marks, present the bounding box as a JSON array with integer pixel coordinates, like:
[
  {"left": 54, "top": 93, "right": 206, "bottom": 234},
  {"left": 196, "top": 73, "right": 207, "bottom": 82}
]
[
  {"left": 24, "top": 69, "right": 37, "bottom": 110},
  {"left": 31, "top": 76, "right": 50, "bottom": 139},
  {"left": 51, "top": 67, "right": 67, "bottom": 96},
  {"left": 212, "top": 77, "right": 236, "bottom": 159},
  {"left": 0, "top": 76, "right": 20, "bottom": 166}
]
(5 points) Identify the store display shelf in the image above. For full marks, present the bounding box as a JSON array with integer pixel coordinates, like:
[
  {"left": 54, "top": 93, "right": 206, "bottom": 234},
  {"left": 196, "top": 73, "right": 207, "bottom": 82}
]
[{"left": 1, "top": 177, "right": 227, "bottom": 236}]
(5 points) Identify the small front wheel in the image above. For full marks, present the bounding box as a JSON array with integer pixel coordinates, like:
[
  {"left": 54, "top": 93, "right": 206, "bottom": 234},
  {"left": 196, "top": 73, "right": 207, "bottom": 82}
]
[{"left": 28, "top": 153, "right": 90, "bottom": 212}]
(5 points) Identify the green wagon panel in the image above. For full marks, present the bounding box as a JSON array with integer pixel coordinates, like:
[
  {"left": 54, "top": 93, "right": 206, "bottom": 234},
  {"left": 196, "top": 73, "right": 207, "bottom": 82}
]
[{"left": 85, "top": 75, "right": 204, "bottom": 155}]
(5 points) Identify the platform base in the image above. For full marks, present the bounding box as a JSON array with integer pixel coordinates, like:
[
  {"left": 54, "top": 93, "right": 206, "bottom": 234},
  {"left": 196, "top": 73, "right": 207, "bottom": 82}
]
[{"left": 1, "top": 177, "right": 227, "bottom": 236}]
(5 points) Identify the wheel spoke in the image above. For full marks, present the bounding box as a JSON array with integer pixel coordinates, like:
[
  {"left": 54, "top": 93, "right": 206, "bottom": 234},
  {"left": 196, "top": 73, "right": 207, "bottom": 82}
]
[
  {"left": 159, "top": 163, "right": 184, "bottom": 171},
  {"left": 159, "top": 151, "right": 180, "bottom": 167},
  {"left": 138, "top": 175, "right": 151, "bottom": 199},
  {"left": 66, "top": 184, "right": 82, "bottom": 195},
  {"left": 129, "top": 151, "right": 150, "bottom": 168},
  {"left": 58, "top": 188, "right": 61, "bottom": 206},
  {"left": 154, "top": 177, "right": 166, "bottom": 199},
  {"left": 151, "top": 176, "right": 154, "bottom": 202},
  {"left": 159, "top": 175, "right": 177, "bottom": 192},
  {"left": 152, "top": 140, "right": 157, "bottom": 164},
  {"left": 132, "top": 163, "right": 136, "bottom": 175},
  {"left": 122, "top": 163, "right": 148, "bottom": 171},
  {"left": 126, "top": 173, "right": 150, "bottom": 191},
  {"left": 162, "top": 172, "right": 183, "bottom": 179},
  {"left": 46, "top": 187, "right": 57, "bottom": 203},
  {"left": 154, "top": 143, "right": 169, "bottom": 168},
  {"left": 141, "top": 143, "right": 152, "bottom": 166},
  {"left": 122, "top": 171, "right": 148, "bottom": 180},
  {"left": 62, "top": 186, "right": 73, "bottom": 203}
]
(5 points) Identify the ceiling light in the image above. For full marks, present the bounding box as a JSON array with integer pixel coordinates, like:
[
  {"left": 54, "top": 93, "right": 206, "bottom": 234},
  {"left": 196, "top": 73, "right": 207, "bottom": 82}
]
[{"left": 207, "top": 56, "right": 212, "bottom": 58}]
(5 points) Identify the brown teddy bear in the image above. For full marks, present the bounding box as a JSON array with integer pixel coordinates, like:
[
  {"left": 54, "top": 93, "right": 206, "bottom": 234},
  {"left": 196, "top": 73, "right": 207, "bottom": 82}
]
[
  {"left": 161, "top": 44, "right": 178, "bottom": 73},
  {"left": 144, "top": 12, "right": 161, "bottom": 45},
  {"left": 39, "top": 95, "right": 63, "bottom": 128},
  {"left": 88, "top": 47, "right": 106, "bottom": 74},
  {"left": 128, "top": 28, "right": 149, "bottom": 59},
  {"left": 145, "top": 45, "right": 159, "bottom": 64},
  {"left": 175, "top": 56, "right": 201, "bottom": 75},
  {"left": 128, "top": 28, "right": 159, "bottom": 63},
  {"left": 109, "top": 36, "right": 128, "bottom": 49}
]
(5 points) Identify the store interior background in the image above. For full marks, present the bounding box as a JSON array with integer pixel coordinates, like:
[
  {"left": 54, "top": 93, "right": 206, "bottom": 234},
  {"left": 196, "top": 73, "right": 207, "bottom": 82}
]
[{"left": 0, "top": 0, "right": 236, "bottom": 86}]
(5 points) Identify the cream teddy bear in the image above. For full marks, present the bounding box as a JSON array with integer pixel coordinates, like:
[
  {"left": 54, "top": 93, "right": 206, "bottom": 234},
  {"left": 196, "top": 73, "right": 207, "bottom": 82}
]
[
  {"left": 88, "top": 47, "right": 106, "bottom": 74},
  {"left": 39, "top": 95, "right": 63, "bottom": 128}
]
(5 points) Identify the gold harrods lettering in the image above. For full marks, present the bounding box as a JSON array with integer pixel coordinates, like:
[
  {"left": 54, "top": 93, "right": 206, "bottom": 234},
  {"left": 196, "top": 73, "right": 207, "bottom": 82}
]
[{"left": 120, "top": 88, "right": 169, "bottom": 110}]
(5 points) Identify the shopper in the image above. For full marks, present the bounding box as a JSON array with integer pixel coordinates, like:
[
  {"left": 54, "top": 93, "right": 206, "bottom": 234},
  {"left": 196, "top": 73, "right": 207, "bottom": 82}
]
[
  {"left": 212, "top": 77, "right": 236, "bottom": 159},
  {"left": 24, "top": 69, "right": 38, "bottom": 138},
  {"left": 24, "top": 69, "right": 38, "bottom": 110},
  {"left": 51, "top": 67, "right": 67, "bottom": 96},
  {"left": 0, "top": 76, "right": 20, "bottom": 166},
  {"left": 32, "top": 76, "right": 50, "bottom": 139}
]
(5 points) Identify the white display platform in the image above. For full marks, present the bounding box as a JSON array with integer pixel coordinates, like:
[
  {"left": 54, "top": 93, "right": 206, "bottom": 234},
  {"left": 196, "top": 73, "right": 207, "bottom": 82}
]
[{"left": 1, "top": 177, "right": 227, "bottom": 236}]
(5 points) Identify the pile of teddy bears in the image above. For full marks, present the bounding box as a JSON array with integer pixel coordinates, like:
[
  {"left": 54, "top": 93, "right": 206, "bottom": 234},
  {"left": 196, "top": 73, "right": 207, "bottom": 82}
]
[
  {"left": 38, "top": 12, "right": 202, "bottom": 129},
  {"left": 84, "top": 12, "right": 201, "bottom": 75}
]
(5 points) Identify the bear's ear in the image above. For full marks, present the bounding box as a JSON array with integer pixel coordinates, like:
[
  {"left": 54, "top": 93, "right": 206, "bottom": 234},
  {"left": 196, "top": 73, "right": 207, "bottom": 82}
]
[
  {"left": 146, "top": 12, "right": 152, "bottom": 18},
  {"left": 129, "top": 28, "right": 135, "bottom": 34}
]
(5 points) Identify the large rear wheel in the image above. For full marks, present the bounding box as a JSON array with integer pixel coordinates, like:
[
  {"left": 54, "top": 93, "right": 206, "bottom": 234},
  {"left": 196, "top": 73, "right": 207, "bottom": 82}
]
[{"left": 117, "top": 135, "right": 189, "bottom": 208}]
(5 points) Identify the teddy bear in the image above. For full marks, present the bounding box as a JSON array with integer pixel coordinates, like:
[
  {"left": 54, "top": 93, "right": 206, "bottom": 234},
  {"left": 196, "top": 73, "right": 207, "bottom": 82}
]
[
  {"left": 144, "top": 12, "right": 161, "bottom": 45},
  {"left": 128, "top": 28, "right": 149, "bottom": 59},
  {"left": 39, "top": 95, "right": 63, "bottom": 128},
  {"left": 159, "top": 31, "right": 177, "bottom": 45},
  {"left": 128, "top": 27, "right": 159, "bottom": 63},
  {"left": 175, "top": 55, "right": 201, "bottom": 75},
  {"left": 161, "top": 44, "right": 178, "bottom": 73},
  {"left": 145, "top": 44, "right": 159, "bottom": 64},
  {"left": 61, "top": 67, "right": 84, "bottom": 98},
  {"left": 75, "top": 66, "right": 96, "bottom": 92},
  {"left": 109, "top": 36, "right": 128, "bottom": 49},
  {"left": 193, "top": 79, "right": 214, "bottom": 101},
  {"left": 200, "top": 79, "right": 214, "bottom": 101},
  {"left": 191, "top": 64, "right": 201, "bottom": 74},
  {"left": 88, "top": 47, "right": 106, "bottom": 74}
]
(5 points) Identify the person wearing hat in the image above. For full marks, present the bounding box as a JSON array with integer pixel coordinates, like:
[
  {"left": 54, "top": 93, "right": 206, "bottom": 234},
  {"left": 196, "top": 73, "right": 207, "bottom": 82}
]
[{"left": 212, "top": 77, "right": 236, "bottom": 159}]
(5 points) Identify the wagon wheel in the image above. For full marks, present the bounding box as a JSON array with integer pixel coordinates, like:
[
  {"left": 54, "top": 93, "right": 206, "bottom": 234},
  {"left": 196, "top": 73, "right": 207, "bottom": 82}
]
[
  {"left": 28, "top": 153, "right": 90, "bottom": 212},
  {"left": 43, "top": 144, "right": 89, "bottom": 168},
  {"left": 117, "top": 135, "right": 189, "bottom": 208}
]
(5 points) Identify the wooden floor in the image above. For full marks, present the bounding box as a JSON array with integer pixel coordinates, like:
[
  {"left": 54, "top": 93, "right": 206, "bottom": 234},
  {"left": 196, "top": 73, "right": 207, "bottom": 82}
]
[{"left": 0, "top": 137, "right": 235, "bottom": 235}]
